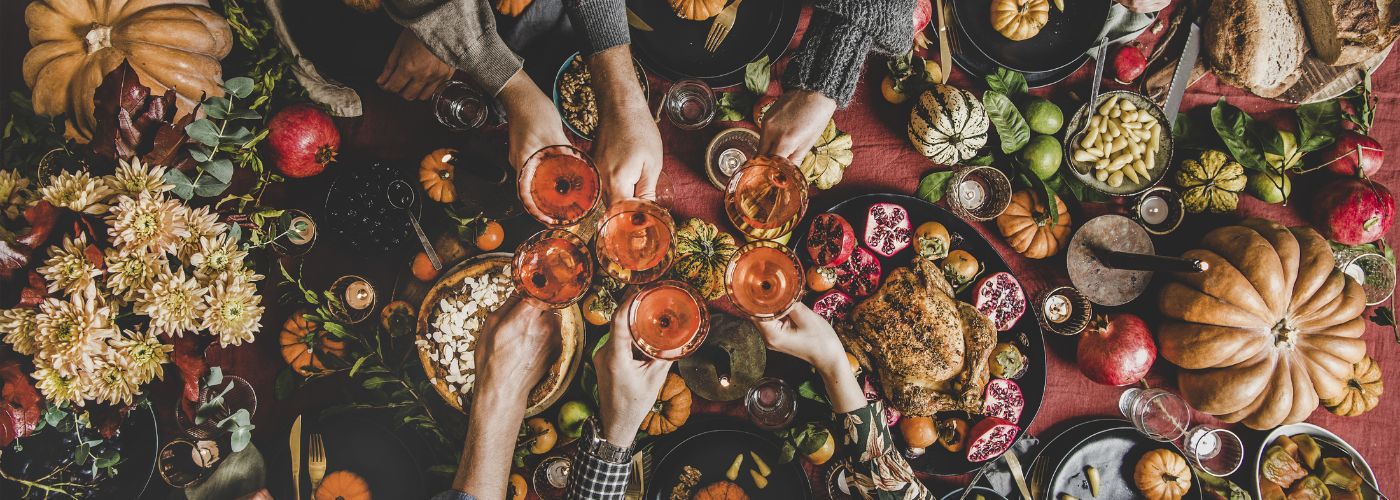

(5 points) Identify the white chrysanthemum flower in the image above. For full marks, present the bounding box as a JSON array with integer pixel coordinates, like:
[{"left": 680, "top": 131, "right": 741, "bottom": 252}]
[
  {"left": 202, "top": 269, "right": 264, "bottom": 347},
  {"left": 105, "top": 158, "right": 171, "bottom": 198},
  {"left": 107, "top": 327, "right": 171, "bottom": 384},
  {"left": 136, "top": 267, "right": 207, "bottom": 337},
  {"left": 104, "top": 246, "right": 164, "bottom": 301},
  {"left": 177, "top": 205, "right": 227, "bottom": 261},
  {"left": 83, "top": 355, "right": 142, "bottom": 405},
  {"left": 40, "top": 170, "right": 113, "bottom": 214},
  {"left": 32, "top": 361, "right": 83, "bottom": 406},
  {"left": 37, "top": 233, "right": 102, "bottom": 295},
  {"left": 0, "top": 170, "right": 33, "bottom": 220},
  {"left": 189, "top": 233, "right": 247, "bottom": 283},
  {"left": 107, "top": 192, "right": 190, "bottom": 256},
  {"left": 0, "top": 308, "right": 39, "bottom": 355},
  {"left": 33, "top": 290, "right": 116, "bottom": 374}
]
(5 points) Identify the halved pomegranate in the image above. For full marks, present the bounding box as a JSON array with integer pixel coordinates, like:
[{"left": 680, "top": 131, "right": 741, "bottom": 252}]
[
  {"left": 864, "top": 202, "right": 912, "bottom": 257},
  {"left": 980, "top": 379, "right": 1025, "bottom": 423},
  {"left": 966, "top": 417, "right": 1020, "bottom": 462},
  {"left": 812, "top": 290, "right": 856, "bottom": 323},
  {"left": 974, "top": 272, "right": 1026, "bottom": 331},
  {"left": 806, "top": 213, "right": 856, "bottom": 267},
  {"left": 834, "top": 247, "right": 882, "bottom": 297}
]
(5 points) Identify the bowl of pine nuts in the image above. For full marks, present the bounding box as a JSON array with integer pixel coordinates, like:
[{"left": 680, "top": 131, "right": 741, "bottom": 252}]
[{"left": 1063, "top": 90, "right": 1173, "bottom": 197}]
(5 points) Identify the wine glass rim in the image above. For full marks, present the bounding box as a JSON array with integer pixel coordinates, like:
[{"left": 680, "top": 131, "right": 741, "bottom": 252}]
[
  {"left": 724, "top": 240, "right": 805, "bottom": 319},
  {"left": 723, "top": 155, "right": 810, "bottom": 241},
  {"left": 512, "top": 229, "right": 594, "bottom": 308},
  {"left": 518, "top": 145, "right": 601, "bottom": 227},
  {"left": 627, "top": 280, "right": 710, "bottom": 360},
  {"left": 595, "top": 199, "right": 677, "bottom": 284}
]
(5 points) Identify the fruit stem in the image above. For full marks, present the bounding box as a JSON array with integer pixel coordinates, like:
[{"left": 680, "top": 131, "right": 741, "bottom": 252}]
[
  {"left": 1272, "top": 318, "right": 1299, "bottom": 349},
  {"left": 84, "top": 25, "right": 112, "bottom": 54}
]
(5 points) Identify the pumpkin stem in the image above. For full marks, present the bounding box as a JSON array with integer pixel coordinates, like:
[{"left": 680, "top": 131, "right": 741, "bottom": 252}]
[
  {"left": 1272, "top": 318, "right": 1299, "bottom": 349},
  {"left": 84, "top": 25, "right": 113, "bottom": 54}
]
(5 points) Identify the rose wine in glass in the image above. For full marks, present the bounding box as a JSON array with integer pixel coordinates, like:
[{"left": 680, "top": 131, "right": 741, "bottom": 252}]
[
  {"left": 519, "top": 145, "right": 601, "bottom": 227},
  {"left": 595, "top": 198, "right": 675, "bottom": 284},
  {"left": 725, "top": 241, "right": 805, "bottom": 319},
  {"left": 513, "top": 230, "right": 594, "bottom": 308},
  {"left": 724, "top": 155, "right": 808, "bottom": 241},
  {"left": 628, "top": 280, "right": 709, "bottom": 360}
]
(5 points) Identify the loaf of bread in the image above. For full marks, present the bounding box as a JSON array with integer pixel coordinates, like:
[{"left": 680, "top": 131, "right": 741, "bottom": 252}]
[
  {"left": 1205, "top": 0, "right": 1307, "bottom": 98},
  {"left": 1328, "top": 0, "right": 1397, "bottom": 65}
]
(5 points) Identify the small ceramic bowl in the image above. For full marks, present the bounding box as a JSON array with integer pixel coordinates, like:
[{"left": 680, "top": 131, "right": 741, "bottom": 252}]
[
  {"left": 1063, "top": 90, "right": 1173, "bottom": 197},
  {"left": 552, "top": 52, "right": 649, "bottom": 141}
]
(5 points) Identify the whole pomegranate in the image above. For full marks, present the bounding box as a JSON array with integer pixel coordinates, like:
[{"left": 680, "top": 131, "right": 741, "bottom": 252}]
[
  {"left": 1077, "top": 314, "right": 1156, "bottom": 386},
  {"left": 1313, "top": 177, "right": 1395, "bottom": 245},
  {"left": 1318, "top": 130, "right": 1384, "bottom": 177},
  {"left": 266, "top": 103, "right": 340, "bottom": 178},
  {"left": 1112, "top": 44, "right": 1147, "bottom": 84}
]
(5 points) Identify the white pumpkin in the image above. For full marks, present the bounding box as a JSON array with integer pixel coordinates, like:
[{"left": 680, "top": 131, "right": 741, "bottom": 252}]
[{"left": 908, "top": 85, "right": 990, "bottom": 165}]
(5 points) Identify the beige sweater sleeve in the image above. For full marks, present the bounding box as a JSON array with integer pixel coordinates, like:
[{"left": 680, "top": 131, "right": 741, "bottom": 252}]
[{"left": 382, "top": 0, "right": 524, "bottom": 97}]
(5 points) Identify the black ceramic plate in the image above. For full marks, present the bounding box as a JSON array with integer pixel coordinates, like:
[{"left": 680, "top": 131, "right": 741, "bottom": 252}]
[
  {"left": 951, "top": 0, "right": 1111, "bottom": 74},
  {"left": 297, "top": 412, "right": 429, "bottom": 499},
  {"left": 948, "top": 10, "right": 1086, "bottom": 89},
  {"left": 0, "top": 404, "right": 158, "bottom": 499},
  {"left": 649, "top": 417, "right": 810, "bottom": 499},
  {"left": 1036, "top": 421, "right": 1203, "bottom": 500},
  {"left": 626, "top": 0, "right": 801, "bottom": 88},
  {"left": 794, "top": 194, "right": 1048, "bottom": 476}
]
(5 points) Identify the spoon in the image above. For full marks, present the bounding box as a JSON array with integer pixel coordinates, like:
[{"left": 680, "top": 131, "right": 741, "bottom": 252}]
[
  {"left": 387, "top": 179, "right": 441, "bottom": 270},
  {"left": 1310, "top": 435, "right": 1390, "bottom": 500}
]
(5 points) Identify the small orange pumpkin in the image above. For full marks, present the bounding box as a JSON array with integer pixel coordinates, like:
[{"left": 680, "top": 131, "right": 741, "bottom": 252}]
[
  {"left": 314, "top": 470, "right": 371, "bottom": 500},
  {"left": 419, "top": 148, "right": 457, "bottom": 204},
  {"left": 996, "top": 189, "right": 1070, "bottom": 259},
  {"left": 693, "top": 480, "right": 749, "bottom": 500},
  {"left": 1322, "top": 355, "right": 1383, "bottom": 417},
  {"left": 669, "top": 0, "right": 726, "bottom": 20},
  {"left": 640, "top": 373, "right": 691, "bottom": 436},
  {"left": 496, "top": 0, "right": 533, "bottom": 16},
  {"left": 990, "top": 0, "right": 1050, "bottom": 41},
  {"left": 280, "top": 310, "right": 346, "bottom": 377},
  {"left": 1134, "top": 449, "right": 1192, "bottom": 500}
]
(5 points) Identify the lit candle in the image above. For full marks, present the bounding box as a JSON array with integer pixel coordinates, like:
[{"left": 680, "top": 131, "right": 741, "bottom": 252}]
[
  {"left": 286, "top": 215, "right": 316, "bottom": 245},
  {"left": 1139, "top": 195, "right": 1169, "bottom": 225},
  {"left": 1044, "top": 293, "right": 1072, "bottom": 324},
  {"left": 192, "top": 440, "right": 220, "bottom": 468},
  {"left": 344, "top": 279, "right": 375, "bottom": 310},
  {"left": 718, "top": 148, "right": 748, "bottom": 176},
  {"left": 958, "top": 180, "right": 987, "bottom": 208}
]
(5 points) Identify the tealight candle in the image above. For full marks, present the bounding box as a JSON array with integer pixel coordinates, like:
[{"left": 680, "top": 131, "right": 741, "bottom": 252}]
[
  {"left": 1138, "top": 195, "right": 1169, "bottom": 225},
  {"left": 958, "top": 179, "right": 987, "bottom": 208},
  {"left": 286, "top": 215, "right": 316, "bottom": 245},
  {"left": 717, "top": 147, "right": 748, "bottom": 177},
  {"left": 345, "top": 279, "right": 375, "bottom": 311},
  {"left": 1044, "top": 293, "right": 1072, "bottom": 324}
]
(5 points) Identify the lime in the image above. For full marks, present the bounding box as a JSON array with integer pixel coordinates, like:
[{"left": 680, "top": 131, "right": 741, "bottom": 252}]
[
  {"left": 1021, "top": 135, "right": 1063, "bottom": 180},
  {"left": 1021, "top": 97, "right": 1064, "bottom": 135},
  {"left": 1264, "top": 130, "right": 1301, "bottom": 171},
  {"left": 1246, "top": 169, "right": 1292, "bottom": 204},
  {"left": 556, "top": 400, "right": 594, "bottom": 440}
]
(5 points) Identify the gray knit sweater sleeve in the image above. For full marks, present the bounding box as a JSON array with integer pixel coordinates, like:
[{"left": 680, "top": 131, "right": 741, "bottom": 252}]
[
  {"left": 382, "top": 0, "right": 524, "bottom": 97},
  {"left": 564, "top": 0, "right": 631, "bottom": 54},
  {"left": 783, "top": 0, "right": 916, "bottom": 107}
]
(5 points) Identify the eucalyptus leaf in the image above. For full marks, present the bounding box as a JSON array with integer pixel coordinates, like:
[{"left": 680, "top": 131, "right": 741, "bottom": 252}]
[
  {"left": 185, "top": 119, "right": 221, "bottom": 147},
  {"left": 349, "top": 356, "right": 369, "bottom": 377},
  {"left": 192, "top": 172, "right": 230, "bottom": 197},
  {"left": 984, "top": 91, "right": 1030, "bottom": 154},
  {"left": 230, "top": 427, "right": 252, "bottom": 452},
  {"left": 164, "top": 169, "right": 195, "bottom": 199},
  {"left": 204, "top": 158, "right": 235, "bottom": 183},
  {"left": 207, "top": 366, "right": 224, "bottom": 387},
  {"left": 915, "top": 170, "right": 956, "bottom": 204},
  {"left": 188, "top": 143, "right": 214, "bottom": 163},
  {"left": 224, "top": 77, "right": 255, "bottom": 99},
  {"left": 224, "top": 126, "right": 254, "bottom": 144},
  {"left": 204, "top": 97, "right": 231, "bottom": 119},
  {"left": 744, "top": 55, "right": 772, "bottom": 96}
]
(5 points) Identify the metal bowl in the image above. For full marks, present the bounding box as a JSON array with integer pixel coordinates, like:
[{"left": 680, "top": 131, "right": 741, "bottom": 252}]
[{"left": 1063, "top": 90, "right": 1173, "bottom": 197}]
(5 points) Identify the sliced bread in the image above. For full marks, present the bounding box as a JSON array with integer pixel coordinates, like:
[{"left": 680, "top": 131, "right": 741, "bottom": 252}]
[{"left": 1205, "top": 0, "right": 1307, "bottom": 98}]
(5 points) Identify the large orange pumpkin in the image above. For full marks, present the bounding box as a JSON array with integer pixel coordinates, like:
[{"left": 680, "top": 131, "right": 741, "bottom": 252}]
[
  {"left": 314, "top": 470, "right": 371, "bottom": 500},
  {"left": 640, "top": 373, "right": 691, "bottom": 436},
  {"left": 1157, "top": 219, "right": 1368, "bottom": 429},
  {"left": 1133, "top": 449, "right": 1192, "bottom": 500},
  {"left": 280, "top": 311, "right": 346, "bottom": 377},
  {"left": 996, "top": 189, "right": 1070, "bottom": 259},
  {"left": 693, "top": 480, "right": 749, "bottom": 500},
  {"left": 22, "top": 0, "right": 233, "bottom": 141}
]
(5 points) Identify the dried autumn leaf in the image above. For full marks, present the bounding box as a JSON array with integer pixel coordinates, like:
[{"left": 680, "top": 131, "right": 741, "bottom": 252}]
[
  {"left": 87, "top": 403, "right": 135, "bottom": 439},
  {"left": 172, "top": 334, "right": 210, "bottom": 405},
  {"left": 90, "top": 60, "right": 195, "bottom": 170},
  {"left": 0, "top": 356, "right": 42, "bottom": 447},
  {"left": 0, "top": 201, "right": 62, "bottom": 285}
]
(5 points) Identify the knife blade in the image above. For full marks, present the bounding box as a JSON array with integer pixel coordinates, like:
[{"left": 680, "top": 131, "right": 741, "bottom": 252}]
[
  {"left": 290, "top": 415, "right": 302, "bottom": 500},
  {"left": 1162, "top": 23, "right": 1200, "bottom": 125},
  {"left": 1002, "top": 447, "right": 1033, "bottom": 500},
  {"left": 627, "top": 8, "right": 653, "bottom": 32},
  {"left": 935, "top": 0, "right": 953, "bottom": 84}
]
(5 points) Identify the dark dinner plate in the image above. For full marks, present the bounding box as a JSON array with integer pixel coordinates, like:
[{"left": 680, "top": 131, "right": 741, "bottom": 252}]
[
  {"left": 794, "top": 194, "right": 1048, "bottom": 476},
  {"left": 295, "top": 412, "right": 430, "bottom": 499},
  {"left": 948, "top": 12, "right": 1086, "bottom": 89},
  {"left": 649, "top": 417, "right": 810, "bottom": 499},
  {"left": 1031, "top": 420, "right": 1203, "bottom": 500},
  {"left": 626, "top": 0, "right": 801, "bottom": 88},
  {"left": 951, "top": 0, "right": 1111, "bottom": 74}
]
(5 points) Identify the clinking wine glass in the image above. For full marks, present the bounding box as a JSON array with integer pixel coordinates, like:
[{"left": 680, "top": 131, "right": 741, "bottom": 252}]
[
  {"left": 725, "top": 240, "right": 805, "bottom": 320},
  {"left": 513, "top": 229, "right": 594, "bottom": 309},
  {"left": 628, "top": 280, "right": 709, "bottom": 360},
  {"left": 595, "top": 198, "right": 675, "bottom": 284},
  {"left": 519, "top": 145, "right": 602, "bottom": 228},
  {"left": 723, "top": 155, "right": 809, "bottom": 241}
]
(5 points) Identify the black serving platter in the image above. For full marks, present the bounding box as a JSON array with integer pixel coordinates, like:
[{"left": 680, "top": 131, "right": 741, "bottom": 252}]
[
  {"left": 794, "top": 193, "right": 1048, "bottom": 477},
  {"left": 649, "top": 416, "right": 810, "bottom": 499},
  {"left": 1028, "top": 419, "right": 1204, "bottom": 500},
  {"left": 947, "top": 8, "right": 1086, "bottom": 89},
  {"left": 293, "top": 412, "right": 430, "bottom": 499},
  {"left": 626, "top": 0, "right": 801, "bottom": 88},
  {"left": 951, "top": 0, "right": 1111, "bottom": 74},
  {"left": 0, "top": 404, "right": 158, "bottom": 499}
]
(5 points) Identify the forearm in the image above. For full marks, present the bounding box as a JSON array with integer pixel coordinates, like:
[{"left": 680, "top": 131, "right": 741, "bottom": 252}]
[
  {"left": 782, "top": 1, "right": 915, "bottom": 107},
  {"left": 816, "top": 358, "right": 867, "bottom": 414},
  {"left": 382, "top": 0, "right": 522, "bottom": 96},
  {"left": 564, "top": 0, "right": 631, "bottom": 54},
  {"left": 453, "top": 387, "right": 529, "bottom": 495},
  {"left": 588, "top": 46, "right": 648, "bottom": 117}
]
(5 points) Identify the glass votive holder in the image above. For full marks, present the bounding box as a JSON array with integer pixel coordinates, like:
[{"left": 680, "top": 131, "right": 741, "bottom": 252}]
[
  {"left": 945, "top": 165, "right": 1012, "bottom": 221},
  {"left": 663, "top": 79, "right": 716, "bottom": 130}
]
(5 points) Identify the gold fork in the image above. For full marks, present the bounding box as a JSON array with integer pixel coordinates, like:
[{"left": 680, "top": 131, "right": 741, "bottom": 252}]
[
  {"left": 704, "top": 0, "right": 744, "bottom": 53},
  {"left": 308, "top": 433, "right": 327, "bottom": 490}
]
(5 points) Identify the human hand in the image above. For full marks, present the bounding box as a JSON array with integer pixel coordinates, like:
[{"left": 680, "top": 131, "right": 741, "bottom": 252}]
[
  {"left": 377, "top": 29, "right": 455, "bottom": 101},
  {"left": 498, "top": 70, "right": 570, "bottom": 171},
  {"left": 753, "top": 304, "right": 865, "bottom": 413},
  {"left": 473, "top": 295, "right": 561, "bottom": 405},
  {"left": 757, "top": 89, "right": 838, "bottom": 164},
  {"left": 588, "top": 46, "right": 663, "bottom": 204},
  {"left": 593, "top": 294, "right": 673, "bottom": 447},
  {"left": 1114, "top": 0, "right": 1168, "bottom": 13}
]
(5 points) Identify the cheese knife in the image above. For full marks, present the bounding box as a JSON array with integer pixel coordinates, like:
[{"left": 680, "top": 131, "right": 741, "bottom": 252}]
[
  {"left": 1162, "top": 22, "right": 1200, "bottom": 125},
  {"left": 627, "top": 8, "right": 653, "bottom": 32},
  {"left": 290, "top": 415, "right": 302, "bottom": 500}
]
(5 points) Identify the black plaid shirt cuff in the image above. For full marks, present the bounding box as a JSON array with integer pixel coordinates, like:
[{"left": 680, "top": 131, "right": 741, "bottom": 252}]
[{"left": 564, "top": 430, "right": 631, "bottom": 499}]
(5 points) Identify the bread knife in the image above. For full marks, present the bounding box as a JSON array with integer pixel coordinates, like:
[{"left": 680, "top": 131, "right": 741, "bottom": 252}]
[
  {"left": 1296, "top": 0, "right": 1342, "bottom": 63},
  {"left": 1162, "top": 22, "right": 1199, "bottom": 125}
]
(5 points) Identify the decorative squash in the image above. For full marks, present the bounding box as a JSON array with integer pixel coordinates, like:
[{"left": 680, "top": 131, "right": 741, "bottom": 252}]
[
  {"left": 380, "top": 300, "right": 416, "bottom": 337},
  {"left": 1322, "top": 355, "right": 1383, "bottom": 416},
  {"left": 799, "top": 120, "right": 854, "bottom": 190},
  {"left": 909, "top": 85, "right": 990, "bottom": 165},
  {"left": 693, "top": 480, "right": 749, "bottom": 500},
  {"left": 1175, "top": 150, "right": 1247, "bottom": 213},
  {"left": 314, "top": 470, "right": 371, "bottom": 500},
  {"left": 280, "top": 310, "right": 347, "bottom": 377},
  {"left": 990, "top": 0, "right": 1050, "bottom": 41},
  {"left": 1133, "top": 449, "right": 1192, "bottom": 500},
  {"left": 640, "top": 373, "right": 691, "bottom": 436},
  {"left": 670, "top": 218, "right": 738, "bottom": 300},
  {"left": 1157, "top": 219, "right": 1368, "bottom": 429},
  {"left": 496, "top": 0, "right": 532, "bottom": 17},
  {"left": 419, "top": 148, "right": 457, "bottom": 204},
  {"left": 22, "top": 0, "right": 233, "bottom": 142},
  {"left": 996, "top": 189, "right": 1070, "bottom": 259},
  {"left": 669, "top": 0, "right": 726, "bottom": 21}
]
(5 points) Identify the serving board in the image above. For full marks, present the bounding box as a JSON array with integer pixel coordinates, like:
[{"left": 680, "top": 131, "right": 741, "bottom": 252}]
[{"left": 1276, "top": 45, "right": 1393, "bottom": 104}]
